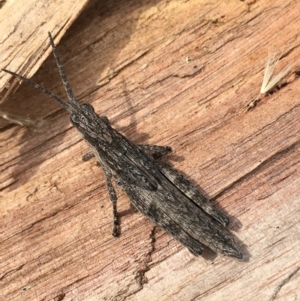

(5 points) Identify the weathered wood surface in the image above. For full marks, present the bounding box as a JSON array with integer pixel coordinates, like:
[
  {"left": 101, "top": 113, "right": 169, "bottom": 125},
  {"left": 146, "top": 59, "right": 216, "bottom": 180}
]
[
  {"left": 0, "top": 0, "right": 90, "bottom": 105},
  {"left": 1, "top": 0, "right": 300, "bottom": 300}
]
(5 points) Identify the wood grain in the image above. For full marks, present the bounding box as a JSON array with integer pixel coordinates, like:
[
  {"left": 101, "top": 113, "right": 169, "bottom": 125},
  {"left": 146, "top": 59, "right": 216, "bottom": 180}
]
[
  {"left": 1, "top": 0, "right": 300, "bottom": 300},
  {"left": 0, "top": 0, "right": 90, "bottom": 104}
]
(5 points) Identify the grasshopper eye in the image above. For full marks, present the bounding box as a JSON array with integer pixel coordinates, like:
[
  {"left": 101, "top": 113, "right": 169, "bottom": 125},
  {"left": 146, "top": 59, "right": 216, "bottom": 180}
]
[{"left": 81, "top": 103, "right": 94, "bottom": 113}]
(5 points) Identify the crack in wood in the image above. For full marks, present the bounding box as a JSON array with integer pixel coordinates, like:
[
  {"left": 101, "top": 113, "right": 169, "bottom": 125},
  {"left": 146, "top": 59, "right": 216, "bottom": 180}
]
[
  {"left": 269, "top": 267, "right": 299, "bottom": 301},
  {"left": 135, "top": 226, "right": 157, "bottom": 289}
]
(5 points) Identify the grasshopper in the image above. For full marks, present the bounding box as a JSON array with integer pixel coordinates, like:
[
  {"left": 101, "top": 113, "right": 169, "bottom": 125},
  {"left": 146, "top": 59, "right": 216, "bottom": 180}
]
[{"left": 2, "top": 33, "right": 243, "bottom": 259}]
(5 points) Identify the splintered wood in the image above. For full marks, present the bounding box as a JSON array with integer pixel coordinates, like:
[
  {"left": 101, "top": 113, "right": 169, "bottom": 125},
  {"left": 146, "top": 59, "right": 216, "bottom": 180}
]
[{"left": 0, "top": 0, "right": 90, "bottom": 101}]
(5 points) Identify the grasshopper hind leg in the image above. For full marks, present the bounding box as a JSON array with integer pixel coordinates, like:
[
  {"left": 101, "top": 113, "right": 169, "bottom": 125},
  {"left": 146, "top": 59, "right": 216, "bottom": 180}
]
[
  {"left": 167, "top": 224, "right": 204, "bottom": 256},
  {"left": 158, "top": 162, "right": 230, "bottom": 227},
  {"left": 140, "top": 144, "right": 229, "bottom": 227}
]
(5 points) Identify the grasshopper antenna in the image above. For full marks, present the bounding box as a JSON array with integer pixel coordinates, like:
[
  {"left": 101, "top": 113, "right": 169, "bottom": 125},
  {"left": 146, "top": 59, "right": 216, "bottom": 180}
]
[
  {"left": 47, "top": 32, "right": 78, "bottom": 107},
  {"left": 2, "top": 32, "right": 77, "bottom": 113}
]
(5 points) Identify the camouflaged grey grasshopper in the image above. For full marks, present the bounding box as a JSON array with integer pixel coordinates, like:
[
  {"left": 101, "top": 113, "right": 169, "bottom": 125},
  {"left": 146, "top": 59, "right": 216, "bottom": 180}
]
[{"left": 2, "top": 32, "right": 243, "bottom": 259}]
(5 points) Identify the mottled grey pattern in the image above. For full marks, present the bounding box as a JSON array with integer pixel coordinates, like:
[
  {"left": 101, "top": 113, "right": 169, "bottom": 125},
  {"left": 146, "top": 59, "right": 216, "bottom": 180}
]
[{"left": 2, "top": 33, "right": 243, "bottom": 259}]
